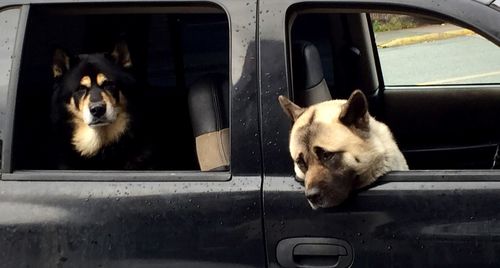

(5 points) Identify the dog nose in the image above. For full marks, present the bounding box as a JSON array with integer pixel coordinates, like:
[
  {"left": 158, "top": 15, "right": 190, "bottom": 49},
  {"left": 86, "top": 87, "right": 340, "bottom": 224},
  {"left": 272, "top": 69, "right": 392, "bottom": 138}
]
[
  {"left": 89, "top": 102, "right": 106, "bottom": 117},
  {"left": 305, "top": 187, "right": 322, "bottom": 204}
]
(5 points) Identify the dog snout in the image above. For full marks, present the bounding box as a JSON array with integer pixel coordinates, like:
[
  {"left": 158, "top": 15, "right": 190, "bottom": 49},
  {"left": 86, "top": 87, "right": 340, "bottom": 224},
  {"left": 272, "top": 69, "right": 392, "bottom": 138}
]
[
  {"left": 305, "top": 187, "right": 322, "bottom": 204},
  {"left": 89, "top": 102, "right": 106, "bottom": 118}
]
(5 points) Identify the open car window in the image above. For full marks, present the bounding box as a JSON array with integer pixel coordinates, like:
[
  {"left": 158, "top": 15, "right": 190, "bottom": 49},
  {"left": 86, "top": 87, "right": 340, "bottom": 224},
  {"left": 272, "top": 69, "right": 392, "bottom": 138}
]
[
  {"left": 288, "top": 8, "right": 500, "bottom": 170},
  {"left": 12, "top": 4, "right": 230, "bottom": 173}
]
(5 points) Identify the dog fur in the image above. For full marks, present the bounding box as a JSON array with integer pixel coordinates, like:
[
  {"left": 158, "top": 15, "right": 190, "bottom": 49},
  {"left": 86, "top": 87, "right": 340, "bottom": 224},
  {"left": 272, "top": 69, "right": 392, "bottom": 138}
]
[
  {"left": 51, "top": 42, "right": 149, "bottom": 169},
  {"left": 279, "top": 90, "right": 408, "bottom": 209}
]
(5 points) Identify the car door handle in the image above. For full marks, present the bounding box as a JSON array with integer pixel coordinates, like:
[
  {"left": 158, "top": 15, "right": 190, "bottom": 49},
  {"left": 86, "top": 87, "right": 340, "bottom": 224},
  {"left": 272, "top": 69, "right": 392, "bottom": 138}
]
[
  {"left": 276, "top": 237, "right": 353, "bottom": 268},
  {"left": 294, "top": 243, "right": 347, "bottom": 258}
]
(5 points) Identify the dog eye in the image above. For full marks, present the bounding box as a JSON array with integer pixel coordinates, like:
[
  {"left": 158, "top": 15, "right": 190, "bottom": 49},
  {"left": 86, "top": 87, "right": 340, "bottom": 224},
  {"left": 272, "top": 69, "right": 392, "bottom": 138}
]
[
  {"left": 74, "top": 87, "right": 87, "bottom": 97},
  {"left": 321, "top": 151, "right": 336, "bottom": 161},
  {"left": 314, "top": 147, "right": 336, "bottom": 162}
]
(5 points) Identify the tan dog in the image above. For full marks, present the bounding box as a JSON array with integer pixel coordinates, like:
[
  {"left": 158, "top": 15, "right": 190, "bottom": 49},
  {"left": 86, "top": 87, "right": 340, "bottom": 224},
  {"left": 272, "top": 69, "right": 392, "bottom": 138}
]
[{"left": 279, "top": 90, "right": 408, "bottom": 209}]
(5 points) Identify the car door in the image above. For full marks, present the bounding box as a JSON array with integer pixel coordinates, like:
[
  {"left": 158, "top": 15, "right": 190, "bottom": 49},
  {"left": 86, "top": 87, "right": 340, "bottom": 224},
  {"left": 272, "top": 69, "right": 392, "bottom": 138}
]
[
  {"left": 260, "top": 0, "right": 500, "bottom": 267},
  {"left": 0, "top": 1, "right": 264, "bottom": 267}
]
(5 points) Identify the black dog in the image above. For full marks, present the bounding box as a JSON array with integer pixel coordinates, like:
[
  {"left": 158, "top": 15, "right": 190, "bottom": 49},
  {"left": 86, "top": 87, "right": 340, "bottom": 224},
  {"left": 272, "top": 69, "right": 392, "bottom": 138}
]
[{"left": 51, "top": 42, "right": 150, "bottom": 169}]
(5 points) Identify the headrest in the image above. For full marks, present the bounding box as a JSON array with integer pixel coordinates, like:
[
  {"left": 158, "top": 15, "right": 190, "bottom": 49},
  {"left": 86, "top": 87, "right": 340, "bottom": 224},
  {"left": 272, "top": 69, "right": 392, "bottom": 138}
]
[{"left": 292, "top": 41, "right": 332, "bottom": 106}]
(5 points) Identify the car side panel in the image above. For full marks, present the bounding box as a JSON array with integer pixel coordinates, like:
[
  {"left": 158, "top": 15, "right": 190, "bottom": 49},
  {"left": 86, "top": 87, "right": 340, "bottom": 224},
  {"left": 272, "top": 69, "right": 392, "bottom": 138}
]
[
  {"left": 264, "top": 176, "right": 500, "bottom": 267},
  {"left": 0, "top": 177, "right": 264, "bottom": 267}
]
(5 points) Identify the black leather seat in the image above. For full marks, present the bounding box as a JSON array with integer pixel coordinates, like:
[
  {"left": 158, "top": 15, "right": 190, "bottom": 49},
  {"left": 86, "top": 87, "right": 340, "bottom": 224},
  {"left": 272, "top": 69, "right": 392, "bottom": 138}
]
[
  {"left": 292, "top": 41, "right": 332, "bottom": 106},
  {"left": 188, "top": 74, "right": 230, "bottom": 171}
]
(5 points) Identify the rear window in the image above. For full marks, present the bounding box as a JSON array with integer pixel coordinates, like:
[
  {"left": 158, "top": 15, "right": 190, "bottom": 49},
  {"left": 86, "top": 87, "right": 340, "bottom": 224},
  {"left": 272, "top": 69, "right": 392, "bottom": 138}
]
[{"left": 14, "top": 5, "right": 229, "bottom": 171}]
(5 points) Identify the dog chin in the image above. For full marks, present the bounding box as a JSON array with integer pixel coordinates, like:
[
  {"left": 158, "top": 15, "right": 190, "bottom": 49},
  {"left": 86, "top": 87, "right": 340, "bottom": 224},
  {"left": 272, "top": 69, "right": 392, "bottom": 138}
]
[
  {"left": 308, "top": 200, "right": 331, "bottom": 210},
  {"left": 308, "top": 199, "right": 343, "bottom": 209},
  {"left": 88, "top": 121, "right": 111, "bottom": 128}
]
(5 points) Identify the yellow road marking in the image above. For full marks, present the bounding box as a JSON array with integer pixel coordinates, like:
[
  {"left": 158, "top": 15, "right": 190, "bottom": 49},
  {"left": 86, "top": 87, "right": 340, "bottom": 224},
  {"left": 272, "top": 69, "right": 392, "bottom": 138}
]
[
  {"left": 417, "top": 70, "right": 500, "bottom": 85},
  {"left": 378, "top": 29, "right": 476, "bottom": 48}
]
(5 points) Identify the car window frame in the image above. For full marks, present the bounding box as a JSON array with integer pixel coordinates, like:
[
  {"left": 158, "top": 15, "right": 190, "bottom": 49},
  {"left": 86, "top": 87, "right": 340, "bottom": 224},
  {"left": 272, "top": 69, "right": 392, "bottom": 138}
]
[
  {"left": 1, "top": 4, "right": 26, "bottom": 175},
  {"left": 259, "top": 0, "right": 500, "bottom": 176},
  {"left": 0, "top": 6, "right": 21, "bottom": 134},
  {"left": 0, "top": 1, "right": 262, "bottom": 180}
]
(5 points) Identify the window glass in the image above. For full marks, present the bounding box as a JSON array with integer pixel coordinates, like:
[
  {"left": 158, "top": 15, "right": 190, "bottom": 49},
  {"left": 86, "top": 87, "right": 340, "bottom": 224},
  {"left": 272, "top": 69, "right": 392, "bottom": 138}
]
[{"left": 371, "top": 13, "right": 500, "bottom": 86}]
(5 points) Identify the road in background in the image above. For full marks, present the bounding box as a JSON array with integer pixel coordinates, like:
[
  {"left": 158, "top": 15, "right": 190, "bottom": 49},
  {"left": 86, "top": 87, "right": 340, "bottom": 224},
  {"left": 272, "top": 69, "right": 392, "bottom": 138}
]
[
  {"left": 374, "top": 23, "right": 500, "bottom": 86},
  {"left": 377, "top": 34, "right": 500, "bottom": 86}
]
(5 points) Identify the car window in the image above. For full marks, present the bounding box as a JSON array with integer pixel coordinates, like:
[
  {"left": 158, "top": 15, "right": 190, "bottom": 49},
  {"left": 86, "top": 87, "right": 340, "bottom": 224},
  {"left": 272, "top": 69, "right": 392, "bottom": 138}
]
[
  {"left": 371, "top": 13, "right": 500, "bottom": 87},
  {"left": 0, "top": 7, "right": 20, "bottom": 169},
  {"left": 287, "top": 8, "right": 500, "bottom": 170},
  {"left": 13, "top": 5, "right": 229, "bottom": 172}
]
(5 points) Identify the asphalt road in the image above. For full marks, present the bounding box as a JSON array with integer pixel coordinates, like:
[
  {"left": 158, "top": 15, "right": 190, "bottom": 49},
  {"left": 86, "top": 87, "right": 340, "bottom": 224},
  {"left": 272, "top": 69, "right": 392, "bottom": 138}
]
[{"left": 377, "top": 35, "right": 500, "bottom": 86}]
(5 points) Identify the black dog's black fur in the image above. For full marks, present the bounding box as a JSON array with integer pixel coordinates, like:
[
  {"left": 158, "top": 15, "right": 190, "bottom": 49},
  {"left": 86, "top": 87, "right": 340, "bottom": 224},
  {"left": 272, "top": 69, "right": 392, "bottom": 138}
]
[{"left": 51, "top": 43, "right": 150, "bottom": 169}]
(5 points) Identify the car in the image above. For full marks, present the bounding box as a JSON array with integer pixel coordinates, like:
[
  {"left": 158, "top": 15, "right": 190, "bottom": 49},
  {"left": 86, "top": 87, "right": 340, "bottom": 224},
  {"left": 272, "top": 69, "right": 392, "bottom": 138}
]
[{"left": 0, "top": 0, "right": 499, "bottom": 267}]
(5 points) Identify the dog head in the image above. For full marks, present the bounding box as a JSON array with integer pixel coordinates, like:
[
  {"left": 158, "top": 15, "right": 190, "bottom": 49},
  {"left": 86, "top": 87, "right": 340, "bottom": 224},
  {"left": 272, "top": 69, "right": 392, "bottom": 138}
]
[
  {"left": 279, "top": 90, "right": 381, "bottom": 209},
  {"left": 52, "top": 42, "right": 135, "bottom": 156}
]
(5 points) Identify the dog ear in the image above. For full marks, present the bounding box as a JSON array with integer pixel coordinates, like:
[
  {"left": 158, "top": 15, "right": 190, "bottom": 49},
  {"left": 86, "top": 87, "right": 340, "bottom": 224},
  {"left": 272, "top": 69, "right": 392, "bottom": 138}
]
[
  {"left": 111, "top": 41, "right": 132, "bottom": 68},
  {"left": 278, "top": 95, "right": 305, "bottom": 122},
  {"left": 52, "top": 48, "right": 70, "bottom": 78},
  {"left": 339, "top": 90, "right": 369, "bottom": 130}
]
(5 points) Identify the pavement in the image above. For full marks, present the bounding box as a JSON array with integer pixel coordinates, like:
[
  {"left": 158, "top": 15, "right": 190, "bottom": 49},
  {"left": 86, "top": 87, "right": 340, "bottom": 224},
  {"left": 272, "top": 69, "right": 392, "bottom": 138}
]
[{"left": 374, "top": 23, "right": 476, "bottom": 48}]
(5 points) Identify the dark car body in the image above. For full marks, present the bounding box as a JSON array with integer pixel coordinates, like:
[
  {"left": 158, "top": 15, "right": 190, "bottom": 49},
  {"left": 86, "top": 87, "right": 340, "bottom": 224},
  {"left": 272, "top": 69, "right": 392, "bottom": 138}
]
[{"left": 0, "top": 0, "right": 499, "bottom": 267}]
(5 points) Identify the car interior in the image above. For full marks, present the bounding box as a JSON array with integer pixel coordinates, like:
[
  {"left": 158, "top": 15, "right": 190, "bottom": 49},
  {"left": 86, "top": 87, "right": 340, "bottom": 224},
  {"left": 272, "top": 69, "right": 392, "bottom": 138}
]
[
  {"left": 289, "top": 10, "right": 500, "bottom": 170},
  {"left": 13, "top": 5, "right": 229, "bottom": 171}
]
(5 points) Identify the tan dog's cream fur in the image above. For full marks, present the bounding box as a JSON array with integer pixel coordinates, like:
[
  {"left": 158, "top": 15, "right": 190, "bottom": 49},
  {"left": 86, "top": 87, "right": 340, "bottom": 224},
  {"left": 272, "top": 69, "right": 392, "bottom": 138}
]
[{"left": 279, "top": 90, "right": 408, "bottom": 209}]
